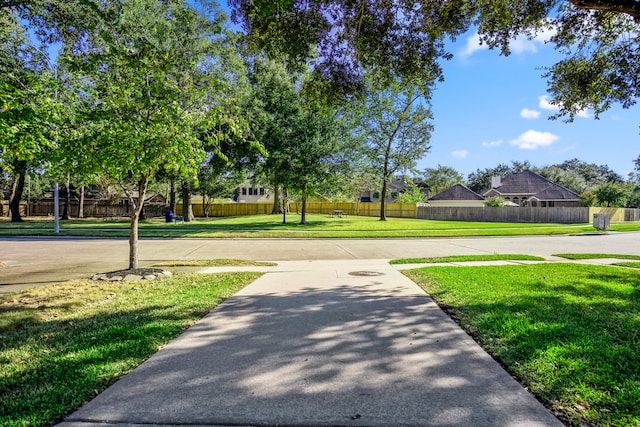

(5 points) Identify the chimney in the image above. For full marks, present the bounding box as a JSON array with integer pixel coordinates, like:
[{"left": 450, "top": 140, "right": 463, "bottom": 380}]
[{"left": 491, "top": 176, "right": 501, "bottom": 188}]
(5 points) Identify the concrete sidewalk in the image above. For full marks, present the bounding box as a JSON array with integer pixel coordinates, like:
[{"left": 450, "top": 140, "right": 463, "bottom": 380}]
[{"left": 59, "top": 260, "right": 562, "bottom": 427}]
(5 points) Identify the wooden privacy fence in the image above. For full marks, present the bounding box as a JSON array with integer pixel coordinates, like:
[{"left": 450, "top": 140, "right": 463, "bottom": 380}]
[
  {"left": 5, "top": 200, "right": 639, "bottom": 223},
  {"left": 417, "top": 206, "right": 591, "bottom": 223},
  {"left": 588, "top": 207, "right": 640, "bottom": 222},
  {"left": 178, "top": 202, "right": 274, "bottom": 217},
  {"left": 3, "top": 202, "right": 166, "bottom": 218},
  {"left": 178, "top": 201, "right": 418, "bottom": 219},
  {"left": 417, "top": 206, "right": 640, "bottom": 224},
  {"left": 291, "top": 201, "right": 417, "bottom": 218}
]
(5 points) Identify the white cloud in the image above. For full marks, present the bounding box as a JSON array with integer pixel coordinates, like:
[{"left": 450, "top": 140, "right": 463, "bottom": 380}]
[
  {"left": 509, "top": 130, "right": 559, "bottom": 150},
  {"left": 460, "top": 33, "right": 488, "bottom": 58},
  {"left": 451, "top": 149, "right": 469, "bottom": 159},
  {"left": 576, "top": 109, "right": 591, "bottom": 119},
  {"left": 538, "top": 95, "right": 559, "bottom": 111},
  {"left": 460, "top": 26, "right": 555, "bottom": 58},
  {"left": 510, "top": 36, "right": 538, "bottom": 55},
  {"left": 482, "top": 139, "right": 503, "bottom": 148},
  {"left": 559, "top": 144, "right": 576, "bottom": 153},
  {"left": 520, "top": 108, "right": 541, "bottom": 119},
  {"left": 539, "top": 95, "right": 590, "bottom": 118}
]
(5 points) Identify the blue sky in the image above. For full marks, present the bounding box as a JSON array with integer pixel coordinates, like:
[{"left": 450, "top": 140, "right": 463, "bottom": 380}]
[
  {"left": 425, "top": 31, "right": 639, "bottom": 179},
  {"left": 218, "top": 2, "right": 638, "bottom": 180}
]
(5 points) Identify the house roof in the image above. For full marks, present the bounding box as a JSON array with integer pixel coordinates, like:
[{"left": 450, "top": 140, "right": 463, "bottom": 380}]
[
  {"left": 388, "top": 177, "right": 430, "bottom": 192},
  {"left": 429, "top": 184, "right": 484, "bottom": 201},
  {"left": 482, "top": 170, "right": 580, "bottom": 200}
]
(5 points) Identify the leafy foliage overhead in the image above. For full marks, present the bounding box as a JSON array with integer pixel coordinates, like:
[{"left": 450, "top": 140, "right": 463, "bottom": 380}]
[{"left": 230, "top": 0, "right": 640, "bottom": 118}]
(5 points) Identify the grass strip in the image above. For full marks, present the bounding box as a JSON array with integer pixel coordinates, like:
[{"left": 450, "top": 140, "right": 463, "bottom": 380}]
[
  {"left": 152, "top": 259, "right": 277, "bottom": 267},
  {"left": 390, "top": 254, "right": 545, "bottom": 265},
  {"left": 404, "top": 263, "right": 640, "bottom": 426},
  {"left": 0, "top": 272, "right": 261, "bottom": 427},
  {"left": 2, "top": 215, "right": 638, "bottom": 238},
  {"left": 613, "top": 262, "right": 640, "bottom": 269},
  {"left": 554, "top": 253, "right": 640, "bottom": 260}
]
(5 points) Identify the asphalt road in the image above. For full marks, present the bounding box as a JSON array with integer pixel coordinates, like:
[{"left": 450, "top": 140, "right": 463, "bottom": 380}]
[{"left": 2, "top": 232, "right": 639, "bottom": 294}]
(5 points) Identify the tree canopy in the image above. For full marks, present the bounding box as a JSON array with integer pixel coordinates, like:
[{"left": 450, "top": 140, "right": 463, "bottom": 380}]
[
  {"left": 230, "top": 0, "right": 640, "bottom": 119},
  {"left": 54, "top": 0, "right": 247, "bottom": 268}
]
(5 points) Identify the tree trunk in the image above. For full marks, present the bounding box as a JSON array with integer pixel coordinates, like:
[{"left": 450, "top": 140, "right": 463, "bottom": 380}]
[
  {"left": 9, "top": 164, "right": 26, "bottom": 222},
  {"left": 169, "top": 176, "right": 177, "bottom": 215},
  {"left": 380, "top": 179, "right": 388, "bottom": 221},
  {"left": 77, "top": 185, "right": 85, "bottom": 218},
  {"left": 203, "top": 195, "right": 208, "bottom": 218},
  {"left": 271, "top": 182, "right": 282, "bottom": 214},
  {"left": 62, "top": 175, "right": 70, "bottom": 220},
  {"left": 181, "top": 181, "right": 194, "bottom": 221},
  {"left": 129, "top": 174, "right": 151, "bottom": 269},
  {"left": 300, "top": 187, "right": 307, "bottom": 225},
  {"left": 281, "top": 187, "right": 287, "bottom": 224}
]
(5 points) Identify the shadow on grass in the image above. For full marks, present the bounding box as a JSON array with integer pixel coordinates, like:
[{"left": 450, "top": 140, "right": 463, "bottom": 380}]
[
  {"left": 0, "top": 273, "right": 259, "bottom": 426},
  {"left": 59, "top": 282, "right": 561, "bottom": 427},
  {"left": 0, "top": 304, "right": 200, "bottom": 425},
  {"left": 405, "top": 264, "right": 640, "bottom": 426}
]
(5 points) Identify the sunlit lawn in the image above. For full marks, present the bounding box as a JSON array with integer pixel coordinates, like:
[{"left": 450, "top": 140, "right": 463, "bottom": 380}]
[
  {"left": 0, "top": 272, "right": 261, "bottom": 427},
  {"left": 405, "top": 263, "right": 640, "bottom": 426},
  {"left": 2, "top": 214, "right": 636, "bottom": 238}
]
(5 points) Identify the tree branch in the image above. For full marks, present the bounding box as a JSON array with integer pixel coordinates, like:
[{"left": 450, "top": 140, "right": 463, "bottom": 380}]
[
  {"left": 0, "top": 0, "right": 25, "bottom": 8},
  {"left": 569, "top": 0, "right": 640, "bottom": 20}
]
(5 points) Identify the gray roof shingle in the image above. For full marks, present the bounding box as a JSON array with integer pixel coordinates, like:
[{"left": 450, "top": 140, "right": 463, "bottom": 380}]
[
  {"left": 429, "top": 184, "right": 484, "bottom": 201},
  {"left": 482, "top": 170, "right": 580, "bottom": 200}
]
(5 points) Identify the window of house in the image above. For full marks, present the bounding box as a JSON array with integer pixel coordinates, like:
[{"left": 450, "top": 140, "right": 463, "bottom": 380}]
[
  {"left": 242, "top": 188, "right": 246, "bottom": 195},
  {"left": 260, "top": 188, "right": 265, "bottom": 195},
  {"left": 548, "top": 201, "right": 555, "bottom": 207}
]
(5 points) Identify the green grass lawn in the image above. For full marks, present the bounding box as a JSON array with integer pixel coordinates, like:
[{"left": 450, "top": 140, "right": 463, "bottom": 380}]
[
  {"left": 554, "top": 253, "right": 640, "bottom": 260},
  {"left": 404, "top": 263, "right": 640, "bottom": 426},
  {"left": 2, "top": 214, "right": 638, "bottom": 238},
  {"left": 614, "top": 262, "right": 640, "bottom": 269},
  {"left": 390, "top": 254, "right": 546, "bottom": 264},
  {"left": 0, "top": 272, "right": 261, "bottom": 427}
]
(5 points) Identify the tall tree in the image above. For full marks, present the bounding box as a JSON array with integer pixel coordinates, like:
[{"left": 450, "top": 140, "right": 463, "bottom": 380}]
[
  {"left": 423, "top": 165, "right": 463, "bottom": 196},
  {"left": 629, "top": 155, "right": 640, "bottom": 184},
  {"left": 247, "top": 58, "right": 300, "bottom": 217},
  {"left": 351, "top": 74, "right": 433, "bottom": 220},
  {"left": 230, "top": 1, "right": 640, "bottom": 121},
  {"left": 0, "top": 12, "right": 58, "bottom": 222},
  {"left": 287, "top": 102, "right": 340, "bottom": 225},
  {"left": 61, "top": 0, "right": 244, "bottom": 269},
  {"left": 594, "top": 182, "right": 631, "bottom": 207},
  {"left": 537, "top": 165, "right": 589, "bottom": 195}
]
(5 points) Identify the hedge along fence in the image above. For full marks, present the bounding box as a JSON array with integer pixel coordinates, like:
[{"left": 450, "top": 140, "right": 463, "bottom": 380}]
[{"left": 177, "top": 201, "right": 418, "bottom": 219}]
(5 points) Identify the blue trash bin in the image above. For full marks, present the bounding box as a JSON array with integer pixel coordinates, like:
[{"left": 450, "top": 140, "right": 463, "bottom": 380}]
[{"left": 165, "top": 209, "right": 174, "bottom": 223}]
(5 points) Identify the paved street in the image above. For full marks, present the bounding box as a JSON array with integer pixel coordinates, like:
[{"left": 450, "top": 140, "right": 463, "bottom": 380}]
[{"left": 1, "top": 232, "right": 639, "bottom": 293}]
